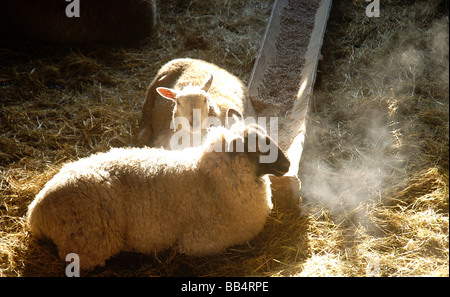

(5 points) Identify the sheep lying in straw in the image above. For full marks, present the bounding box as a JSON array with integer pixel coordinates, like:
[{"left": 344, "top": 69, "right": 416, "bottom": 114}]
[
  {"left": 27, "top": 110, "right": 290, "bottom": 270},
  {"left": 1, "top": 0, "right": 157, "bottom": 44},
  {"left": 137, "top": 58, "right": 256, "bottom": 148}
]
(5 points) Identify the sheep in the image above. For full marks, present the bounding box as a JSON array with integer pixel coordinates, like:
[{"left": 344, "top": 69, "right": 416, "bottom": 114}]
[
  {"left": 137, "top": 58, "right": 257, "bottom": 148},
  {"left": 1, "top": 0, "right": 157, "bottom": 45},
  {"left": 27, "top": 110, "right": 290, "bottom": 271}
]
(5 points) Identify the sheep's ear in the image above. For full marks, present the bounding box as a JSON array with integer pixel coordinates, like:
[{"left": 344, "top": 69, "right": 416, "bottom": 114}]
[
  {"left": 225, "top": 108, "right": 244, "bottom": 128},
  {"left": 156, "top": 87, "right": 177, "bottom": 102},
  {"left": 201, "top": 74, "right": 213, "bottom": 93}
]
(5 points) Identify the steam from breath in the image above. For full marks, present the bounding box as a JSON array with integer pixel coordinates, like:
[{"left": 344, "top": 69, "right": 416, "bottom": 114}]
[
  {"left": 300, "top": 115, "right": 399, "bottom": 219},
  {"left": 299, "top": 15, "right": 449, "bottom": 222}
]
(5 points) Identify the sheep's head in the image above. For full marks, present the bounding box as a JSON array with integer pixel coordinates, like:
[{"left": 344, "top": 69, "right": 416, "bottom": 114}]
[
  {"left": 232, "top": 125, "right": 290, "bottom": 177},
  {"left": 208, "top": 108, "right": 291, "bottom": 177},
  {"left": 156, "top": 74, "right": 216, "bottom": 134}
]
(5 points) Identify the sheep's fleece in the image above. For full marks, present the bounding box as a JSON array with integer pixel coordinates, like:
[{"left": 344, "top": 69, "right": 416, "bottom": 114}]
[
  {"left": 137, "top": 58, "right": 256, "bottom": 147},
  {"left": 27, "top": 125, "right": 290, "bottom": 270}
]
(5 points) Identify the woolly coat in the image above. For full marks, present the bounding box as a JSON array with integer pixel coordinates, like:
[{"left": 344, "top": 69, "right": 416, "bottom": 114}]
[
  {"left": 27, "top": 127, "right": 279, "bottom": 271},
  {"left": 137, "top": 58, "right": 256, "bottom": 147}
]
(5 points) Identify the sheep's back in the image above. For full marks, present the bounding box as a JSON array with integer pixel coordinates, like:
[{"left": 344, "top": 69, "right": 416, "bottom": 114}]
[
  {"left": 28, "top": 146, "right": 202, "bottom": 256},
  {"left": 171, "top": 59, "right": 250, "bottom": 118}
]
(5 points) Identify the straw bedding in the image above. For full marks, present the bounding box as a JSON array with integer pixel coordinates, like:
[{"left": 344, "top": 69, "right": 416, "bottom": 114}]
[{"left": 1, "top": 0, "right": 448, "bottom": 276}]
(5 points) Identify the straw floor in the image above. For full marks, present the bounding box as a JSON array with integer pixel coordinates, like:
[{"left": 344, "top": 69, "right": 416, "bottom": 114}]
[{"left": 1, "top": 0, "right": 448, "bottom": 276}]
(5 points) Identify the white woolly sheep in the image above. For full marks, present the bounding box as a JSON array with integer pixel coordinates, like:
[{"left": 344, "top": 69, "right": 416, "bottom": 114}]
[
  {"left": 27, "top": 113, "right": 290, "bottom": 271},
  {"left": 137, "top": 58, "right": 256, "bottom": 148}
]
